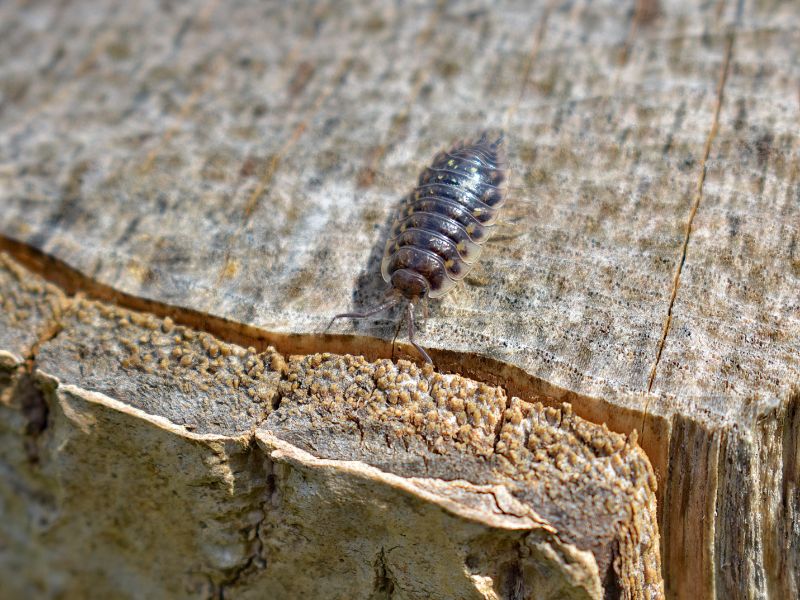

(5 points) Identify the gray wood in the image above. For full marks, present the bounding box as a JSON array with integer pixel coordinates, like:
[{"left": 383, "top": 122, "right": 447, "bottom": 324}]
[{"left": 1, "top": 0, "right": 798, "bottom": 597}]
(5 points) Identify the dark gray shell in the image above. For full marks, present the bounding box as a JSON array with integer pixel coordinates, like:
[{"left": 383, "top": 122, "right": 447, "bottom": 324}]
[{"left": 381, "top": 133, "right": 508, "bottom": 299}]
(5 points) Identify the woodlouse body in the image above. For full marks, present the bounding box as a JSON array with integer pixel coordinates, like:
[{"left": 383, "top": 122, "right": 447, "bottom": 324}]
[
  {"left": 329, "top": 132, "right": 508, "bottom": 363},
  {"left": 381, "top": 132, "right": 507, "bottom": 300}
]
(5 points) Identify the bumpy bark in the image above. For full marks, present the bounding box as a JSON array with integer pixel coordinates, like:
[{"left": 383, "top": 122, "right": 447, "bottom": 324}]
[{"left": 1, "top": 253, "right": 660, "bottom": 598}]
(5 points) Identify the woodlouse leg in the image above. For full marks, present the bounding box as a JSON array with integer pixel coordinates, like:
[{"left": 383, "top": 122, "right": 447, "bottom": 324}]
[
  {"left": 485, "top": 209, "right": 530, "bottom": 243},
  {"left": 486, "top": 226, "right": 527, "bottom": 243},
  {"left": 325, "top": 298, "right": 400, "bottom": 331},
  {"left": 406, "top": 303, "right": 433, "bottom": 364},
  {"left": 390, "top": 314, "right": 405, "bottom": 362}
]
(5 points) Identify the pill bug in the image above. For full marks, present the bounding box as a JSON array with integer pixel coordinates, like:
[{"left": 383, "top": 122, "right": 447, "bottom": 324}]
[{"left": 328, "top": 131, "right": 508, "bottom": 363}]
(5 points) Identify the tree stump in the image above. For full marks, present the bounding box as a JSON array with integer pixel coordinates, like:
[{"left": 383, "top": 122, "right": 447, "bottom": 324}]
[{"left": 0, "top": 1, "right": 797, "bottom": 598}]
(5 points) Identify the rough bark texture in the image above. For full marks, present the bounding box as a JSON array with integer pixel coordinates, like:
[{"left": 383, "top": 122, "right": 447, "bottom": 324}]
[
  {"left": 1, "top": 253, "right": 660, "bottom": 599},
  {"left": 0, "top": 0, "right": 798, "bottom": 598}
]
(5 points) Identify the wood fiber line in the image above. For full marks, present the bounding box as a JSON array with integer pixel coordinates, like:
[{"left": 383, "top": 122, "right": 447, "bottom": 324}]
[
  {"left": 4, "top": 0, "right": 124, "bottom": 141},
  {"left": 646, "top": 32, "right": 734, "bottom": 396},
  {"left": 138, "top": 60, "right": 223, "bottom": 174},
  {"left": 617, "top": 0, "right": 662, "bottom": 67},
  {"left": 137, "top": 0, "right": 223, "bottom": 175},
  {"left": 356, "top": 0, "right": 449, "bottom": 188},
  {"left": 223, "top": 1, "right": 331, "bottom": 218},
  {"left": 239, "top": 55, "right": 354, "bottom": 221},
  {"left": 501, "top": 0, "right": 555, "bottom": 128},
  {"left": 213, "top": 0, "right": 370, "bottom": 283},
  {"left": 210, "top": 54, "right": 357, "bottom": 292}
]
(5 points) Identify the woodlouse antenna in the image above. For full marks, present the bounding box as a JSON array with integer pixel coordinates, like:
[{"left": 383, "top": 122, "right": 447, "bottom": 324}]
[
  {"left": 325, "top": 297, "right": 401, "bottom": 332},
  {"left": 477, "top": 129, "right": 505, "bottom": 148},
  {"left": 406, "top": 302, "right": 432, "bottom": 364}
]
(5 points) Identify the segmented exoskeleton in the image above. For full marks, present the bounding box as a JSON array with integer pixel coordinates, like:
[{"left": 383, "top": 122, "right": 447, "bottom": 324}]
[{"left": 328, "top": 131, "right": 508, "bottom": 363}]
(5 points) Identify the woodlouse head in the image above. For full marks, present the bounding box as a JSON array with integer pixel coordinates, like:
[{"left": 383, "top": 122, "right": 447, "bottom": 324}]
[{"left": 390, "top": 269, "right": 430, "bottom": 300}]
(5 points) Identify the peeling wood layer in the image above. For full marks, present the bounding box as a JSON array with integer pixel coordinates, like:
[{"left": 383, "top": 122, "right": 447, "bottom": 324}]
[
  {"left": 0, "top": 252, "right": 661, "bottom": 598},
  {"left": 271, "top": 353, "right": 660, "bottom": 587}
]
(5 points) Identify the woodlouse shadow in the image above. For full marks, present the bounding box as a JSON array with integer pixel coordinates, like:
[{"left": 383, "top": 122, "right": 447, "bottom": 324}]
[
  {"left": 344, "top": 191, "right": 407, "bottom": 340},
  {"left": 335, "top": 188, "right": 442, "bottom": 356}
]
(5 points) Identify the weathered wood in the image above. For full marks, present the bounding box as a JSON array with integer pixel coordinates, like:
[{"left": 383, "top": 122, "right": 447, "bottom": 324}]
[
  {"left": 1, "top": 253, "right": 660, "bottom": 598},
  {"left": 0, "top": 0, "right": 798, "bottom": 597}
]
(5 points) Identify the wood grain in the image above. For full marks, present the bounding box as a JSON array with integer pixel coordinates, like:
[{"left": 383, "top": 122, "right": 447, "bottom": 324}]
[{"left": 0, "top": 0, "right": 797, "bottom": 597}]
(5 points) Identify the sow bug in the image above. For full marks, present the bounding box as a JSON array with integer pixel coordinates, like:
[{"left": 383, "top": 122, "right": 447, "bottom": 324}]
[{"left": 328, "top": 131, "right": 508, "bottom": 363}]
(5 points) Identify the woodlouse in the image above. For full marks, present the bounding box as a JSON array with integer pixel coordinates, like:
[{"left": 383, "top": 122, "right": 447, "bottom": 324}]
[{"left": 328, "top": 131, "right": 508, "bottom": 363}]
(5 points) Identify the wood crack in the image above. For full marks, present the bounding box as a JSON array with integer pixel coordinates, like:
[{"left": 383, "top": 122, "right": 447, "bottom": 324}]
[
  {"left": 646, "top": 31, "right": 734, "bottom": 395},
  {"left": 215, "top": 435, "right": 270, "bottom": 600},
  {"left": 502, "top": 0, "right": 554, "bottom": 127},
  {"left": 370, "top": 547, "right": 397, "bottom": 600},
  {"left": 0, "top": 244, "right": 664, "bottom": 598}
]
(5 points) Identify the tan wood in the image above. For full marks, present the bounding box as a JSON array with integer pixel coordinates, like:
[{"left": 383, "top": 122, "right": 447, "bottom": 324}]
[{"left": 0, "top": 0, "right": 797, "bottom": 597}]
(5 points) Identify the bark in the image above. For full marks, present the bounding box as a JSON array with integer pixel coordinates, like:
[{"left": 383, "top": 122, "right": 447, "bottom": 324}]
[{"left": 1, "top": 253, "right": 660, "bottom": 599}]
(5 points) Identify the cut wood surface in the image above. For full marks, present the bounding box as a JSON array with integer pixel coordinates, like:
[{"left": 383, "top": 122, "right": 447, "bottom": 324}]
[{"left": 0, "top": 0, "right": 798, "bottom": 598}]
